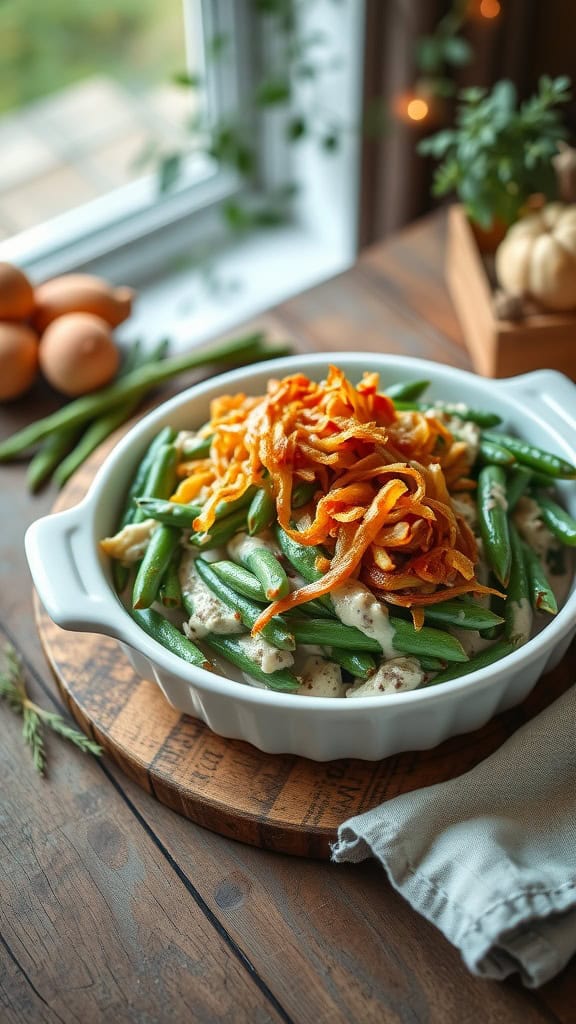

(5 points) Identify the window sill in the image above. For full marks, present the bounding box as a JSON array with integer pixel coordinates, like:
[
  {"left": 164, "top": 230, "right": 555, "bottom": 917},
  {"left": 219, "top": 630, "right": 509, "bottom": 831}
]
[{"left": 116, "top": 223, "right": 353, "bottom": 354}]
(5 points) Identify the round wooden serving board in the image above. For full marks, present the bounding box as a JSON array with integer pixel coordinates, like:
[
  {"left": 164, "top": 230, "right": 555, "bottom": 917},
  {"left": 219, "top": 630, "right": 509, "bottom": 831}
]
[{"left": 36, "top": 441, "right": 573, "bottom": 859}]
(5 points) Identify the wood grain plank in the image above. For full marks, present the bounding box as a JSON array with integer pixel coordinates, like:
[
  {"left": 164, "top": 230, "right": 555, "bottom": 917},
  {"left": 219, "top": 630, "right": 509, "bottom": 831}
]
[
  {"left": 274, "top": 263, "right": 469, "bottom": 369},
  {"left": 0, "top": 627, "right": 289, "bottom": 1024},
  {"left": 96, "top": 756, "right": 575, "bottom": 1024},
  {"left": 358, "top": 210, "right": 468, "bottom": 352}
]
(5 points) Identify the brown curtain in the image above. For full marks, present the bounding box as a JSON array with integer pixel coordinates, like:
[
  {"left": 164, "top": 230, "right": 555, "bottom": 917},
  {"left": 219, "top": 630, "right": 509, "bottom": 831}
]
[{"left": 359, "top": 0, "right": 573, "bottom": 246}]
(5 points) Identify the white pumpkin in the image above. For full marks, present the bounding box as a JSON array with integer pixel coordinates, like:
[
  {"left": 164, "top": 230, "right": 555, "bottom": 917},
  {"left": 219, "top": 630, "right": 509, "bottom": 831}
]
[{"left": 495, "top": 203, "right": 576, "bottom": 312}]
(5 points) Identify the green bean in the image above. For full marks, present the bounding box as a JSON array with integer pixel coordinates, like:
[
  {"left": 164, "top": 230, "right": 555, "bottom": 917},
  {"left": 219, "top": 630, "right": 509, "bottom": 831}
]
[
  {"left": 393, "top": 401, "right": 501, "bottom": 427},
  {"left": 292, "top": 481, "right": 317, "bottom": 508},
  {"left": 130, "top": 606, "right": 211, "bottom": 669},
  {"left": 520, "top": 539, "right": 558, "bottom": 615},
  {"left": 477, "top": 465, "right": 511, "bottom": 586},
  {"left": 132, "top": 525, "right": 181, "bottom": 609},
  {"left": 384, "top": 379, "right": 430, "bottom": 401},
  {"left": 528, "top": 471, "right": 556, "bottom": 490},
  {"left": 26, "top": 426, "right": 82, "bottom": 492},
  {"left": 421, "top": 641, "right": 516, "bottom": 687},
  {"left": 535, "top": 493, "right": 576, "bottom": 547},
  {"left": 208, "top": 560, "right": 336, "bottom": 619},
  {"left": 212, "top": 560, "right": 268, "bottom": 601},
  {"left": 203, "top": 635, "right": 299, "bottom": 692},
  {"left": 112, "top": 561, "right": 130, "bottom": 595},
  {"left": 297, "top": 598, "right": 339, "bottom": 620},
  {"left": 506, "top": 466, "right": 533, "bottom": 511},
  {"left": 135, "top": 498, "right": 202, "bottom": 527},
  {"left": 26, "top": 339, "right": 164, "bottom": 492},
  {"left": 274, "top": 525, "right": 326, "bottom": 583},
  {"left": 118, "top": 426, "right": 176, "bottom": 529},
  {"left": 483, "top": 432, "right": 576, "bottom": 479},
  {"left": 247, "top": 485, "right": 276, "bottom": 535},
  {"left": 327, "top": 648, "right": 377, "bottom": 680},
  {"left": 54, "top": 397, "right": 142, "bottom": 488},
  {"left": 188, "top": 507, "right": 248, "bottom": 548},
  {"left": 195, "top": 557, "right": 295, "bottom": 651},
  {"left": 139, "top": 488, "right": 255, "bottom": 537},
  {"left": 274, "top": 526, "right": 333, "bottom": 611},
  {"left": 119, "top": 337, "right": 143, "bottom": 373},
  {"left": 434, "top": 404, "right": 501, "bottom": 427},
  {"left": 0, "top": 331, "right": 278, "bottom": 460},
  {"left": 424, "top": 600, "right": 504, "bottom": 631},
  {"left": 159, "top": 557, "right": 182, "bottom": 608},
  {"left": 418, "top": 656, "right": 445, "bottom": 672},
  {"left": 128, "top": 336, "right": 170, "bottom": 372},
  {"left": 504, "top": 524, "right": 532, "bottom": 646},
  {"left": 131, "top": 442, "right": 180, "bottom": 529},
  {"left": 240, "top": 547, "right": 290, "bottom": 601},
  {"left": 478, "top": 438, "right": 516, "bottom": 466},
  {"left": 181, "top": 433, "right": 213, "bottom": 459},
  {"left": 289, "top": 618, "right": 468, "bottom": 662},
  {"left": 141, "top": 487, "right": 256, "bottom": 529}
]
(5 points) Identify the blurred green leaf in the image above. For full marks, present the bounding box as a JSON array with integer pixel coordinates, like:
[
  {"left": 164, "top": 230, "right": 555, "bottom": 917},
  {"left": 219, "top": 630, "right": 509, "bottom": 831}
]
[
  {"left": 208, "top": 32, "right": 229, "bottom": 59},
  {"left": 255, "top": 78, "right": 291, "bottom": 105},
  {"left": 322, "top": 132, "right": 339, "bottom": 152},
  {"left": 172, "top": 70, "right": 202, "bottom": 88},
  {"left": 222, "top": 200, "right": 251, "bottom": 231},
  {"left": 416, "top": 37, "right": 444, "bottom": 75},
  {"left": 158, "top": 152, "right": 182, "bottom": 193},
  {"left": 442, "top": 35, "right": 472, "bottom": 67},
  {"left": 287, "top": 115, "right": 307, "bottom": 141}
]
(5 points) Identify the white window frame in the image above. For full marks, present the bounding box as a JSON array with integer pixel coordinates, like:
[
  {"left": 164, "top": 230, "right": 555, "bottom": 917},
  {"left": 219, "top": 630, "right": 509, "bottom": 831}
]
[{"left": 0, "top": 0, "right": 366, "bottom": 350}]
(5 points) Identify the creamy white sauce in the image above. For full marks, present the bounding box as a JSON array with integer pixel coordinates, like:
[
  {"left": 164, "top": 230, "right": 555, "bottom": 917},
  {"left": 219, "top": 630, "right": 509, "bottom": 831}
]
[
  {"left": 179, "top": 551, "right": 243, "bottom": 638},
  {"left": 235, "top": 635, "right": 294, "bottom": 674},
  {"left": 449, "top": 626, "right": 494, "bottom": 658},
  {"left": 297, "top": 656, "right": 345, "bottom": 698},
  {"left": 291, "top": 643, "right": 324, "bottom": 672},
  {"left": 451, "top": 493, "right": 478, "bottom": 530},
  {"left": 436, "top": 401, "right": 468, "bottom": 414},
  {"left": 100, "top": 518, "right": 158, "bottom": 562},
  {"left": 175, "top": 429, "right": 199, "bottom": 455},
  {"left": 331, "top": 580, "right": 397, "bottom": 659},
  {"left": 450, "top": 417, "right": 481, "bottom": 463},
  {"left": 227, "top": 530, "right": 280, "bottom": 564},
  {"left": 513, "top": 496, "right": 554, "bottom": 559},
  {"left": 486, "top": 481, "right": 508, "bottom": 512},
  {"left": 346, "top": 657, "right": 424, "bottom": 698}
]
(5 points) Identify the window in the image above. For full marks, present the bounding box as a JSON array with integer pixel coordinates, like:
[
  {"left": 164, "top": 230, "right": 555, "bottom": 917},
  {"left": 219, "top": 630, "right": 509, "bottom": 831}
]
[
  {"left": 0, "top": 1, "right": 365, "bottom": 343},
  {"left": 0, "top": 1, "right": 255, "bottom": 276}
]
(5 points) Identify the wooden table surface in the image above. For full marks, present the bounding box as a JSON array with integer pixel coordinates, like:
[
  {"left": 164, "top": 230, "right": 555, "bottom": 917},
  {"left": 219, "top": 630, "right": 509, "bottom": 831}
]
[{"left": 1, "top": 211, "right": 575, "bottom": 1024}]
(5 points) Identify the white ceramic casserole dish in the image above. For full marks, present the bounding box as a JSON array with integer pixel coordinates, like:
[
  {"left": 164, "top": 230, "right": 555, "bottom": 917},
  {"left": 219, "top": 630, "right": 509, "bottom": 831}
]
[{"left": 25, "top": 354, "right": 576, "bottom": 761}]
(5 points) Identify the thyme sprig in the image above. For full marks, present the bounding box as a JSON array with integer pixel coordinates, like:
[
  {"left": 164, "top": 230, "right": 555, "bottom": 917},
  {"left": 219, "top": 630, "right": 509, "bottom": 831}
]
[{"left": 0, "top": 643, "right": 103, "bottom": 775}]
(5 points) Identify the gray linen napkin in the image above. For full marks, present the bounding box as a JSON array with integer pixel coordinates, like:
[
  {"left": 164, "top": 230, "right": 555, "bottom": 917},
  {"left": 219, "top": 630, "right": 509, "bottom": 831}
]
[{"left": 331, "top": 685, "right": 576, "bottom": 987}]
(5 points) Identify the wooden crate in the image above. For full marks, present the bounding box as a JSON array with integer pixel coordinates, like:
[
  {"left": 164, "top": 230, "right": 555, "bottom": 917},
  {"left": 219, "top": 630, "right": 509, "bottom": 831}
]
[{"left": 445, "top": 204, "right": 576, "bottom": 379}]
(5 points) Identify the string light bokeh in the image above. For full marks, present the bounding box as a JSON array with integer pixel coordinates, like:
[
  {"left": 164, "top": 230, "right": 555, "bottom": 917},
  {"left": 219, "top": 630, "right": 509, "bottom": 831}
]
[{"left": 394, "top": 0, "right": 502, "bottom": 127}]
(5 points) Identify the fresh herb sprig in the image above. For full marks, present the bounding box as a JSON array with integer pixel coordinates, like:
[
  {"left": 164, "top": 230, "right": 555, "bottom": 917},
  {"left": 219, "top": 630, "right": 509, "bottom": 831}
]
[
  {"left": 419, "top": 75, "right": 571, "bottom": 229},
  {"left": 0, "top": 643, "right": 103, "bottom": 775}
]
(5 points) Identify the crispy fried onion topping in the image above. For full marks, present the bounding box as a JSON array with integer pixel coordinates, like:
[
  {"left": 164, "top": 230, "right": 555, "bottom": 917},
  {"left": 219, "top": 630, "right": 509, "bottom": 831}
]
[{"left": 172, "top": 367, "right": 499, "bottom": 631}]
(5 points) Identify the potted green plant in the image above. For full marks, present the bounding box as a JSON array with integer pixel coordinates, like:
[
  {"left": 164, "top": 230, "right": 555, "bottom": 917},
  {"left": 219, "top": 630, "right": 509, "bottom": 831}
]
[
  {"left": 418, "top": 76, "right": 576, "bottom": 379},
  {"left": 419, "top": 76, "right": 571, "bottom": 250}
]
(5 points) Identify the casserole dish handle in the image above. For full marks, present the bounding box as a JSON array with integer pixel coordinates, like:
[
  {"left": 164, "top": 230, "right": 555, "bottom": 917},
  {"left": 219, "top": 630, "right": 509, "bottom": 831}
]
[
  {"left": 497, "top": 370, "right": 576, "bottom": 438},
  {"left": 25, "top": 502, "right": 128, "bottom": 640}
]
